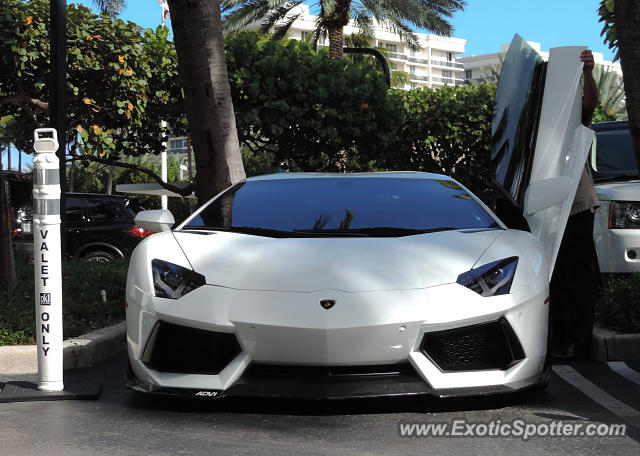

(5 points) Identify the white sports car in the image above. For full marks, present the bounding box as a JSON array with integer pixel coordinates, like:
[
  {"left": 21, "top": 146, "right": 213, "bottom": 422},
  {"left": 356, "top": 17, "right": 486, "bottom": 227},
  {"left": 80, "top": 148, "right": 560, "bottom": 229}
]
[{"left": 125, "top": 36, "right": 595, "bottom": 400}]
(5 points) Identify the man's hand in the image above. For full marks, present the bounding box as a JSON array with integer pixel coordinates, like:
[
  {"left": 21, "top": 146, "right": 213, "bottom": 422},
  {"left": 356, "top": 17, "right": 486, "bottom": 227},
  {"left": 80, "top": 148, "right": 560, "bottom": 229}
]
[{"left": 581, "top": 49, "right": 595, "bottom": 73}]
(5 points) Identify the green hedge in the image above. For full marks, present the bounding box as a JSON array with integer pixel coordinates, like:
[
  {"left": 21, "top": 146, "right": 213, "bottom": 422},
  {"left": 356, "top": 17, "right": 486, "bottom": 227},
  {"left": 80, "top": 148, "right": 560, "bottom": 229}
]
[
  {"left": 227, "top": 32, "right": 498, "bottom": 203},
  {"left": 597, "top": 274, "right": 640, "bottom": 333},
  {"left": 0, "top": 259, "right": 128, "bottom": 345},
  {"left": 386, "top": 83, "right": 497, "bottom": 205}
]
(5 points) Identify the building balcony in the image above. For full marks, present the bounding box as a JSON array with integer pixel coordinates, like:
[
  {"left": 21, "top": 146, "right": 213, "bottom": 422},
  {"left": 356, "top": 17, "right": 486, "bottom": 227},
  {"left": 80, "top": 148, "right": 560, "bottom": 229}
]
[
  {"left": 408, "top": 74, "right": 429, "bottom": 82},
  {"left": 431, "top": 76, "right": 466, "bottom": 85},
  {"left": 386, "top": 52, "right": 433, "bottom": 66},
  {"left": 430, "top": 59, "right": 464, "bottom": 70},
  {"left": 387, "top": 52, "right": 407, "bottom": 61}
]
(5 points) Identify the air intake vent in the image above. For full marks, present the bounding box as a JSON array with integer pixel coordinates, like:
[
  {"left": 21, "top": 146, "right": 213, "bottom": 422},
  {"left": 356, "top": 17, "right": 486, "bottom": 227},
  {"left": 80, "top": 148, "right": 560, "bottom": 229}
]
[
  {"left": 142, "top": 321, "right": 241, "bottom": 375},
  {"left": 421, "top": 318, "right": 525, "bottom": 372}
]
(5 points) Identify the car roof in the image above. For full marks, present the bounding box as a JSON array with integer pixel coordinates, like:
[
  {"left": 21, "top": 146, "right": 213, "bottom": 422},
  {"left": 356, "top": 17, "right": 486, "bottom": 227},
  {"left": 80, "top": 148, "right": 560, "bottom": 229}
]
[
  {"left": 245, "top": 171, "right": 451, "bottom": 182},
  {"left": 592, "top": 121, "right": 629, "bottom": 132}
]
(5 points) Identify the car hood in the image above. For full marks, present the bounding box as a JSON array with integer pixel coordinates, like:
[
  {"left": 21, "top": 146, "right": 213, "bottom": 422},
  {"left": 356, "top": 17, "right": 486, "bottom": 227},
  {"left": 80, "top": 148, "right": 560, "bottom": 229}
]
[
  {"left": 595, "top": 180, "right": 640, "bottom": 201},
  {"left": 172, "top": 229, "right": 503, "bottom": 292}
]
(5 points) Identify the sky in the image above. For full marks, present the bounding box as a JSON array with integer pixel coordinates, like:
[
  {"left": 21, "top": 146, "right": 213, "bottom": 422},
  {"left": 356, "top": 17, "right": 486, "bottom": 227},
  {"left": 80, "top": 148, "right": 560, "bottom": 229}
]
[
  {"left": 1, "top": 0, "right": 614, "bottom": 170},
  {"left": 109, "top": 0, "right": 614, "bottom": 60}
]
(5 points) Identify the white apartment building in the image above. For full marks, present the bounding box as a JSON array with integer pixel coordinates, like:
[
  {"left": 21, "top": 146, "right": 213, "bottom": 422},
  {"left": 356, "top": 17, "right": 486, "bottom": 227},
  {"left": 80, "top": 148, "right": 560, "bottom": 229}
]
[
  {"left": 255, "top": 4, "right": 467, "bottom": 90},
  {"left": 459, "top": 41, "right": 622, "bottom": 84}
]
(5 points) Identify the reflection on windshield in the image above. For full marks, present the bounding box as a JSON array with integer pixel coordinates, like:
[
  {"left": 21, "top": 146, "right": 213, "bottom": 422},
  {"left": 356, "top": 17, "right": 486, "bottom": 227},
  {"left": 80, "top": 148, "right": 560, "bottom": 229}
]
[
  {"left": 182, "top": 177, "right": 499, "bottom": 236},
  {"left": 593, "top": 125, "right": 638, "bottom": 180},
  {"left": 492, "top": 35, "right": 546, "bottom": 207}
]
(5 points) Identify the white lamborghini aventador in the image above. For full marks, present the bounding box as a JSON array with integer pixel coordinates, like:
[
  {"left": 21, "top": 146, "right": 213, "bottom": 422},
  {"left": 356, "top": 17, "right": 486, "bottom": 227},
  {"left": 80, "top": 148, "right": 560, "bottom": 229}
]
[{"left": 125, "top": 36, "right": 595, "bottom": 399}]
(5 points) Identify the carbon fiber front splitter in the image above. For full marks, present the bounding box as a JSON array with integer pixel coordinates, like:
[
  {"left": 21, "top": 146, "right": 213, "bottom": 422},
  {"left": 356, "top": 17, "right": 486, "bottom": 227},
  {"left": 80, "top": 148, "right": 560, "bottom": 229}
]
[{"left": 126, "top": 362, "right": 550, "bottom": 401}]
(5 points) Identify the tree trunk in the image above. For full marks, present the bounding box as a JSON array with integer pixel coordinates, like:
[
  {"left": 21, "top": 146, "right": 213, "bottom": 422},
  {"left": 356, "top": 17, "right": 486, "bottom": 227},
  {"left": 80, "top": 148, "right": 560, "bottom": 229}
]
[
  {"left": 616, "top": 0, "right": 640, "bottom": 163},
  {"left": 328, "top": 27, "right": 345, "bottom": 60},
  {"left": 325, "top": 0, "right": 351, "bottom": 60},
  {"left": 166, "top": 0, "right": 245, "bottom": 204},
  {"left": 0, "top": 159, "right": 16, "bottom": 292}
]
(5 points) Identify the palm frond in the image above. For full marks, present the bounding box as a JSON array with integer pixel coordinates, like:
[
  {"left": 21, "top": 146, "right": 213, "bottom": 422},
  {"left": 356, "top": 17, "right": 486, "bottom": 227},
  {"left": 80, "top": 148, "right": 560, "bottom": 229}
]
[
  {"left": 91, "top": 0, "right": 125, "bottom": 18},
  {"left": 271, "top": 12, "right": 302, "bottom": 40},
  {"left": 223, "top": 0, "right": 296, "bottom": 33},
  {"left": 260, "top": 1, "right": 304, "bottom": 34}
]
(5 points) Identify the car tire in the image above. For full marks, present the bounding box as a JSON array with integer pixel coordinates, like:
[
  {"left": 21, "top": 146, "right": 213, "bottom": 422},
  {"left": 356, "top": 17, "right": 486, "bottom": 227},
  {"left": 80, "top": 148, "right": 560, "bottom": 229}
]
[{"left": 84, "top": 250, "right": 115, "bottom": 263}]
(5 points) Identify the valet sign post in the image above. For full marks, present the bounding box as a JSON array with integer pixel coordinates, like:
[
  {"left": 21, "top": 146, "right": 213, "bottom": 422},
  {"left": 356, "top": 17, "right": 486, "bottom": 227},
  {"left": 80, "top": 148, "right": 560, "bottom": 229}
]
[{"left": 32, "top": 128, "right": 64, "bottom": 392}]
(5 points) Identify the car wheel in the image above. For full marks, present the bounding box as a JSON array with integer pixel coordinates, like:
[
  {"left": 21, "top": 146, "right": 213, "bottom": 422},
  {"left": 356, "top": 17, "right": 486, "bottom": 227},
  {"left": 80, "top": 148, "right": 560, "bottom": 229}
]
[{"left": 84, "top": 250, "right": 115, "bottom": 263}]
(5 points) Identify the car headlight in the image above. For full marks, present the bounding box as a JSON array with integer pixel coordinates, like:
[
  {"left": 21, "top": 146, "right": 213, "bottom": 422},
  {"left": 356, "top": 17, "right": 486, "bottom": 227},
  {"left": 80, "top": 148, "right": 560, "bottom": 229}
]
[
  {"left": 152, "top": 259, "right": 205, "bottom": 299},
  {"left": 609, "top": 202, "right": 640, "bottom": 228},
  {"left": 456, "top": 257, "right": 518, "bottom": 297}
]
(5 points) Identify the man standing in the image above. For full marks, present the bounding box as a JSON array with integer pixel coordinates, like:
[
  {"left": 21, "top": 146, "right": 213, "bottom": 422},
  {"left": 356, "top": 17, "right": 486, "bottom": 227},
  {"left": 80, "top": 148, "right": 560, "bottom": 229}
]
[{"left": 550, "top": 49, "right": 600, "bottom": 359}]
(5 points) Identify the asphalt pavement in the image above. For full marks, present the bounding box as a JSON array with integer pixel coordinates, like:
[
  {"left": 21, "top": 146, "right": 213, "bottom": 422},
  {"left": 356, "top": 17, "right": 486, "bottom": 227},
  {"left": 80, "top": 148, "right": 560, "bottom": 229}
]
[{"left": 0, "top": 353, "right": 639, "bottom": 456}]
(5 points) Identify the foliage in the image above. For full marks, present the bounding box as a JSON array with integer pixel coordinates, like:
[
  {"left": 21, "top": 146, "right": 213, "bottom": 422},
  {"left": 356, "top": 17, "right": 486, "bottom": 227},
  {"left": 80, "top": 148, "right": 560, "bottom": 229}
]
[
  {"left": 226, "top": 32, "right": 405, "bottom": 172},
  {"left": 385, "top": 83, "right": 498, "bottom": 204},
  {"left": 0, "top": 0, "right": 184, "bottom": 160},
  {"left": 598, "top": 0, "right": 618, "bottom": 61},
  {"left": 597, "top": 273, "right": 640, "bottom": 333},
  {"left": 591, "top": 64, "right": 627, "bottom": 122},
  {"left": 221, "top": 0, "right": 465, "bottom": 50},
  {"left": 0, "top": 259, "right": 128, "bottom": 345}
]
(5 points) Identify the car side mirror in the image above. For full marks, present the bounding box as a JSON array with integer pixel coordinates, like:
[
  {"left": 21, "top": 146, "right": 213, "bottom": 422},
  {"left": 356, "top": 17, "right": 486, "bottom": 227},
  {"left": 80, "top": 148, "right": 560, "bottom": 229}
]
[
  {"left": 135, "top": 210, "right": 175, "bottom": 233},
  {"left": 524, "top": 177, "right": 572, "bottom": 214}
]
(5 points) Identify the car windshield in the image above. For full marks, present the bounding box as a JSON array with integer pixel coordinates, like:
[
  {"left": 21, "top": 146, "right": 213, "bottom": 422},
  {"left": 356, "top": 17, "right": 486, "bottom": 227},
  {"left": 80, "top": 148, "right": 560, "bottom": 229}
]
[
  {"left": 593, "top": 125, "right": 639, "bottom": 180},
  {"left": 181, "top": 177, "right": 499, "bottom": 236}
]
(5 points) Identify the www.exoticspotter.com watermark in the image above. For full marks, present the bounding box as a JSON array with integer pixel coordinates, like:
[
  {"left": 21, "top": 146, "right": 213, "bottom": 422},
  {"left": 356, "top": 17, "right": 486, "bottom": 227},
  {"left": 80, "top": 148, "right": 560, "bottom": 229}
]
[{"left": 398, "top": 419, "right": 626, "bottom": 440}]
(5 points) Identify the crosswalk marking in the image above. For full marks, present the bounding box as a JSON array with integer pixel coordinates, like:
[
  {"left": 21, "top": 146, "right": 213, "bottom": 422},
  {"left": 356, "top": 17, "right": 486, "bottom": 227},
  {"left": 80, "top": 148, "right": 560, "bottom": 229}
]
[
  {"left": 552, "top": 364, "right": 640, "bottom": 428},
  {"left": 607, "top": 362, "right": 640, "bottom": 388}
]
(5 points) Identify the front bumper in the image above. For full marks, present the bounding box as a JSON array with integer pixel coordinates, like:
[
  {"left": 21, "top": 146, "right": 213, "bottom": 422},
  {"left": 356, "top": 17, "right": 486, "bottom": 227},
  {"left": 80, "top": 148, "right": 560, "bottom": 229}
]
[
  {"left": 594, "top": 202, "right": 640, "bottom": 273},
  {"left": 126, "top": 279, "right": 549, "bottom": 399},
  {"left": 126, "top": 360, "right": 550, "bottom": 400},
  {"left": 594, "top": 227, "right": 640, "bottom": 273}
]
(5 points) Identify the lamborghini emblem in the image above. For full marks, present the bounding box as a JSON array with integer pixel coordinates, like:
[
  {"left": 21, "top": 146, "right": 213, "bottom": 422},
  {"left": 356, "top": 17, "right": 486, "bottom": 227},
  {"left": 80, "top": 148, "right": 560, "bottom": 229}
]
[{"left": 320, "top": 299, "right": 336, "bottom": 310}]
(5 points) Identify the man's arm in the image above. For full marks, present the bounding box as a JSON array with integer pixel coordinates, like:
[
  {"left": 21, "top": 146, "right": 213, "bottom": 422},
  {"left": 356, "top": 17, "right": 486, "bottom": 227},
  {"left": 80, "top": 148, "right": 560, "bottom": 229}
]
[{"left": 581, "top": 49, "right": 598, "bottom": 126}]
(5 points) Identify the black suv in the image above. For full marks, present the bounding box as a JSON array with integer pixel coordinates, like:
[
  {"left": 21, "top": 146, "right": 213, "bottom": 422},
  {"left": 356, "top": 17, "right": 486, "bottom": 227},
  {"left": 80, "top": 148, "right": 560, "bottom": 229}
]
[{"left": 12, "top": 193, "right": 150, "bottom": 261}]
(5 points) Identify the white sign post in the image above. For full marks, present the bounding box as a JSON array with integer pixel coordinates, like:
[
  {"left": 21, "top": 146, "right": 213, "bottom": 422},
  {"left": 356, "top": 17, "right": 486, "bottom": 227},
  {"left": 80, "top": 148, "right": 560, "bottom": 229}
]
[{"left": 32, "top": 128, "right": 64, "bottom": 392}]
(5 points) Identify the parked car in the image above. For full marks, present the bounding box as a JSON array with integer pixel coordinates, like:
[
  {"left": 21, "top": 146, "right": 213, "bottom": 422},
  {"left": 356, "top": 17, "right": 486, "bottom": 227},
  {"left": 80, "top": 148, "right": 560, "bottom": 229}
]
[
  {"left": 12, "top": 192, "right": 151, "bottom": 261},
  {"left": 124, "top": 37, "right": 591, "bottom": 400},
  {"left": 591, "top": 121, "right": 640, "bottom": 274}
]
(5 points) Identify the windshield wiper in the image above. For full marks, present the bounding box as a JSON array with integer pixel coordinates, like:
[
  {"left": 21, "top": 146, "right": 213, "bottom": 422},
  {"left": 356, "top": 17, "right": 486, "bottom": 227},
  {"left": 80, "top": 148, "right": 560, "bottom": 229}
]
[
  {"left": 350, "top": 226, "right": 457, "bottom": 236},
  {"left": 183, "top": 226, "right": 366, "bottom": 238},
  {"left": 183, "top": 226, "right": 302, "bottom": 237},
  {"left": 293, "top": 226, "right": 457, "bottom": 237},
  {"left": 184, "top": 226, "right": 458, "bottom": 238},
  {"left": 594, "top": 173, "right": 640, "bottom": 183}
]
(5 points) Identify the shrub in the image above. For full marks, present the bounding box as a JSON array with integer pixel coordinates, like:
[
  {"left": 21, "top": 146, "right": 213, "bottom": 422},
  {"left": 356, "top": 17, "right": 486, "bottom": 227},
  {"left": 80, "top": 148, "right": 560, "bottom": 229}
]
[
  {"left": 0, "top": 259, "right": 128, "bottom": 345},
  {"left": 386, "top": 83, "right": 497, "bottom": 205},
  {"left": 226, "top": 31, "right": 405, "bottom": 172},
  {"left": 596, "top": 273, "right": 640, "bottom": 333}
]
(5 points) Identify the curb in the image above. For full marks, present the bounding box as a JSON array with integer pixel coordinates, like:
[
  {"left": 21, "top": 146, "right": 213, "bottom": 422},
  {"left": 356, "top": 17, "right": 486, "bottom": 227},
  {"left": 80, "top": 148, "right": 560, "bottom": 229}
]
[
  {"left": 592, "top": 325, "right": 640, "bottom": 362},
  {"left": 0, "top": 322, "right": 126, "bottom": 375}
]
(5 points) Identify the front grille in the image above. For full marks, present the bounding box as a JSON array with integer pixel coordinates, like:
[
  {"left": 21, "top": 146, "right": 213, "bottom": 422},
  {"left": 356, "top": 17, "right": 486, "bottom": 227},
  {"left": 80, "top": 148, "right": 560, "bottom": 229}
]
[
  {"left": 142, "top": 321, "right": 241, "bottom": 375},
  {"left": 421, "top": 318, "right": 525, "bottom": 372},
  {"left": 246, "top": 363, "right": 416, "bottom": 379}
]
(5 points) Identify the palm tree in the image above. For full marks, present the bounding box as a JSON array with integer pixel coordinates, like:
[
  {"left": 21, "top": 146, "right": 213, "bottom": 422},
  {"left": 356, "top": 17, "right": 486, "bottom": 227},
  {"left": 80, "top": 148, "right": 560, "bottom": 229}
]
[
  {"left": 91, "top": 0, "right": 125, "bottom": 18},
  {"left": 167, "top": 0, "right": 246, "bottom": 203},
  {"left": 593, "top": 65, "right": 627, "bottom": 121},
  {"left": 600, "top": 0, "right": 640, "bottom": 162},
  {"left": 222, "top": 0, "right": 465, "bottom": 59}
]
